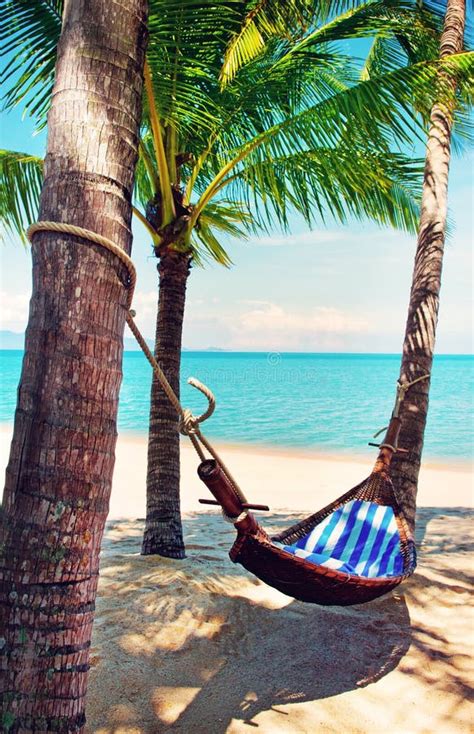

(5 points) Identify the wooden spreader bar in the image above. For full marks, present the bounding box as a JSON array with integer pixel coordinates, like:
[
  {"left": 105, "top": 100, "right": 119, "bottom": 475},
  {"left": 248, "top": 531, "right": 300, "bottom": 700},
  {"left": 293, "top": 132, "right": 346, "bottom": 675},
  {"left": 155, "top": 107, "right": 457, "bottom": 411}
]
[
  {"left": 199, "top": 498, "right": 270, "bottom": 511},
  {"left": 197, "top": 459, "right": 261, "bottom": 533},
  {"left": 368, "top": 442, "right": 409, "bottom": 453}
]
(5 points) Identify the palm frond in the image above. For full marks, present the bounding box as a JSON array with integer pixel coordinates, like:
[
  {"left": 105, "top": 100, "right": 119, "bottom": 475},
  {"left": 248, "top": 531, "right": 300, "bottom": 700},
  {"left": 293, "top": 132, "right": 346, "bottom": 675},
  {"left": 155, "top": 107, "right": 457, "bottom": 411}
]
[
  {"left": 1, "top": 0, "right": 62, "bottom": 128},
  {"left": 220, "top": 0, "right": 377, "bottom": 85},
  {"left": 191, "top": 200, "right": 259, "bottom": 265},
  {"left": 134, "top": 135, "right": 157, "bottom": 211},
  {"left": 361, "top": 35, "right": 408, "bottom": 79},
  {"left": 145, "top": 0, "right": 241, "bottom": 135},
  {"left": 220, "top": 0, "right": 316, "bottom": 86},
  {"left": 2, "top": 0, "right": 472, "bottom": 273},
  {"left": 192, "top": 223, "right": 233, "bottom": 267},
  {"left": 0, "top": 149, "right": 43, "bottom": 242},
  {"left": 217, "top": 145, "right": 422, "bottom": 233},
  {"left": 279, "top": 0, "right": 438, "bottom": 53},
  {"left": 191, "top": 52, "right": 474, "bottom": 226}
]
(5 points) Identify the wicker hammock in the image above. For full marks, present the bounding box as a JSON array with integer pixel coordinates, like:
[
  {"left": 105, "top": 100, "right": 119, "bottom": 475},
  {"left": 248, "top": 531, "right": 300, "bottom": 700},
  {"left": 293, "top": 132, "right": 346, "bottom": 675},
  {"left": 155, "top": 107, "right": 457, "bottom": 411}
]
[{"left": 198, "top": 413, "right": 417, "bottom": 606}]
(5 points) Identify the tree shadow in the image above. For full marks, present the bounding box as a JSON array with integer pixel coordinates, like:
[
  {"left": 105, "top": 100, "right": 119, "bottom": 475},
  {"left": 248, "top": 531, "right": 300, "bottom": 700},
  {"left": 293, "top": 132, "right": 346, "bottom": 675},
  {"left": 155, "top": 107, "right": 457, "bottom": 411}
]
[
  {"left": 86, "top": 507, "right": 472, "bottom": 733},
  {"left": 164, "top": 592, "right": 410, "bottom": 733},
  {"left": 394, "top": 505, "right": 474, "bottom": 729},
  {"left": 414, "top": 506, "right": 473, "bottom": 553}
]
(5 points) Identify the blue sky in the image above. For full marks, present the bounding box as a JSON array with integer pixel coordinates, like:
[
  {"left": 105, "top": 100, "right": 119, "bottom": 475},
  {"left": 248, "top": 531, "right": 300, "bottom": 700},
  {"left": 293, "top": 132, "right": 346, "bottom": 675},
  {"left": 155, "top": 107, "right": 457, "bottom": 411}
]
[{"left": 1, "top": 96, "right": 472, "bottom": 354}]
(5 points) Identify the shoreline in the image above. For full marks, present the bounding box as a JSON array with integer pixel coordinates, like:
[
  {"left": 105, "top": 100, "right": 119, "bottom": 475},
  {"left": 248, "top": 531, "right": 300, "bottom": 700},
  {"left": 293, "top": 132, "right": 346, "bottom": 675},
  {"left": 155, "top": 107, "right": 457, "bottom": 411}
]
[
  {"left": 1, "top": 346, "right": 473, "bottom": 356},
  {"left": 123, "top": 427, "right": 474, "bottom": 472},
  {"left": 1, "top": 421, "right": 472, "bottom": 472},
  {"left": 1, "top": 423, "right": 472, "bottom": 519}
]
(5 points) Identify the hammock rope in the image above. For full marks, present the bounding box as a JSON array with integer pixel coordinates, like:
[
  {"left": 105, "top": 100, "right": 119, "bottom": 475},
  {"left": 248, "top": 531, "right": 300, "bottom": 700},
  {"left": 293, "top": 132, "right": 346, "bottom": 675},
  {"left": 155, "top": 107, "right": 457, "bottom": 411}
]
[
  {"left": 28, "top": 220, "right": 431, "bottom": 604},
  {"left": 372, "top": 374, "right": 430, "bottom": 449},
  {"left": 27, "top": 220, "right": 250, "bottom": 521}
]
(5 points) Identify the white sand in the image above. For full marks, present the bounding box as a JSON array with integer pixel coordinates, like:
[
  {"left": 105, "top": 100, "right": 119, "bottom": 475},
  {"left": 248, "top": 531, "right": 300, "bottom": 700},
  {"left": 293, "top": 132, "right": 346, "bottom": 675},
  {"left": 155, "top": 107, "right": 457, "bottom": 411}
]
[
  {"left": 1, "top": 426, "right": 473, "bottom": 732},
  {"left": 87, "top": 510, "right": 473, "bottom": 734},
  {"left": 110, "top": 432, "right": 473, "bottom": 519},
  {"left": 1, "top": 425, "right": 471, "bottom": 517}
]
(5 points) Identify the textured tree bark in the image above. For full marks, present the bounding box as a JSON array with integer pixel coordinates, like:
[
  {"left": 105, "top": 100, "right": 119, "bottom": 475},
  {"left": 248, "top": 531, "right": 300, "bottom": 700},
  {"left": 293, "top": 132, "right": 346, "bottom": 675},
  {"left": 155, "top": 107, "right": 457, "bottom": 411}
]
[
  {"left": 142, "top": 248, "right": 191, "bottom": 558},
  {"left": 391, "top": 0, "right": 466, "bottom": 534},
  {"left": 0, "top": 1, "right": 147, "bottom": 730}
]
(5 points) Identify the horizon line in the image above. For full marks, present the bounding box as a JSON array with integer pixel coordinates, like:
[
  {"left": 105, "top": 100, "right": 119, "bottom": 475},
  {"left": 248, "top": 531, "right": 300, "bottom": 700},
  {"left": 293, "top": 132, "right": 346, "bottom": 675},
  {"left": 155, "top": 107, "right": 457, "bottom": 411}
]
[{"left": 1, "top": 347, "right": 472, "bottom": 358}]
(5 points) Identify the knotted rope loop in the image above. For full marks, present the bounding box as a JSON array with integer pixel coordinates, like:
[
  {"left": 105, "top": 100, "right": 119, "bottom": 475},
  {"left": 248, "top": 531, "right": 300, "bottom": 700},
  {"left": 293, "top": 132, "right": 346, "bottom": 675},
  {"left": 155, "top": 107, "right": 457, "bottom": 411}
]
[
  {"left": 27, "top": 221, "right": 137, "bottom": 308},
  {"left": 221, "top": 509, "right": 249, "bottom": 524},
  {"left": 186, "top": 377, "right": 216, "bottom": 424},
  {"left": 394, "top": 373, "right": 430, "bottom": 417},
  {"left": 179, "top": 408, "right": 200, "bottom": 436},
  {"left": 373, "top": 373, "right": 430, "bottom": 438},
  {"left": 179, "top": 377, "right": 216, "bottom": 436}
]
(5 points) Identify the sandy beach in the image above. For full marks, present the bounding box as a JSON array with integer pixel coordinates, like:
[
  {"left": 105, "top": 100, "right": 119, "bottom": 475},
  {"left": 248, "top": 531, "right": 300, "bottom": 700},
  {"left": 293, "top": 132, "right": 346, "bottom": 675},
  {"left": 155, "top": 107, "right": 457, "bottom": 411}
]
[
  {"left": 1, "top": 426, "right": 473, "bottom": 732},
  {"left": 108, "top": 431, "right": 473, "bottom": 519}
]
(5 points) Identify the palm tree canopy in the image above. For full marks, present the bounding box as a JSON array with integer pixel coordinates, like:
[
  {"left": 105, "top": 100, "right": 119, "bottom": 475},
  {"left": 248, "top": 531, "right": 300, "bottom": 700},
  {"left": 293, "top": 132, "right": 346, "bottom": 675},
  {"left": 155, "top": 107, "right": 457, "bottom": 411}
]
[{"left": 1, "top": 0, "right": 473, "bottom": 256}]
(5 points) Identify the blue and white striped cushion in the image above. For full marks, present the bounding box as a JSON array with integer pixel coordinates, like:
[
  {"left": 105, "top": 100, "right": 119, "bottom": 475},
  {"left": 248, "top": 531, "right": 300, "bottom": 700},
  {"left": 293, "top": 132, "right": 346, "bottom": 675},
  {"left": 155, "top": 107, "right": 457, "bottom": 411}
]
[{"left": 277, "top": 500, "right": 404, "bottom": 578}]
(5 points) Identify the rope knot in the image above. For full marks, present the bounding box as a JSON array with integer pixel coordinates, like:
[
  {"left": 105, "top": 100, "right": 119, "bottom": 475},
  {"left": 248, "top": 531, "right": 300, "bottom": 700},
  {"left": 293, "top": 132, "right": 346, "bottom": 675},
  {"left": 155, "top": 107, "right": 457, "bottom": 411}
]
[{"left": 179, "top": 408, "right": 200, "bottom": 436}]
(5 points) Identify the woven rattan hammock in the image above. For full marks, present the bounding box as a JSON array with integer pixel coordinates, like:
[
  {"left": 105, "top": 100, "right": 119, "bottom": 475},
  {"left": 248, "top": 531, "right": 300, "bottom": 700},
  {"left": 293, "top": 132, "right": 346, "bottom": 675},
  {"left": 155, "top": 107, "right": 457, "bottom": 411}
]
[
  {"left": 28, "top": 221, "right": 426, "bottom": 607},
  {"left": 196, "top": 380, "right": 422, "bottom": 606}
]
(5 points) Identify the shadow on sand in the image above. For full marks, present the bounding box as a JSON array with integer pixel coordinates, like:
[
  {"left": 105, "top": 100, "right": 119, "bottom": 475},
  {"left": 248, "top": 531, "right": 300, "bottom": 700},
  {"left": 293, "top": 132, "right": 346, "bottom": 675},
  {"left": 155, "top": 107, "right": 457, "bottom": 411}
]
[{"left": 85, "top": 506, "right": 472, "bottom": 733}]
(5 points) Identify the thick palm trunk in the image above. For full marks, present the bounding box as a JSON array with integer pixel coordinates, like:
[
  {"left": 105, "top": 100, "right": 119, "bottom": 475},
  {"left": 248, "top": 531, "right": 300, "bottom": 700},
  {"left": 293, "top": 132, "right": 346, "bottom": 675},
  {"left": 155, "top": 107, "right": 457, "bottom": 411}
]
[
  {"left": 391, "top": 0, "right": 466, "bottom": 533},
  {"left": 0, "top": 1, "right": 147, "bottom": 730},
  {"left": 141, "top": 248, "right": 191, "bottom": 558}
]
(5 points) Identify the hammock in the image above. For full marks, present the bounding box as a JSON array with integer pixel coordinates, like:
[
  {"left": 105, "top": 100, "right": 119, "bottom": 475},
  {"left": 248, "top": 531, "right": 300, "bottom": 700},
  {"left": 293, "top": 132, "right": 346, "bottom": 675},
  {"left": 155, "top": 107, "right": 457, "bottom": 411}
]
[
  {"left": 196, "top": 386, "right": 419, "bottom": 606},
  {"left": 27, "top": 221, "right": 425, "bottom": 607}
]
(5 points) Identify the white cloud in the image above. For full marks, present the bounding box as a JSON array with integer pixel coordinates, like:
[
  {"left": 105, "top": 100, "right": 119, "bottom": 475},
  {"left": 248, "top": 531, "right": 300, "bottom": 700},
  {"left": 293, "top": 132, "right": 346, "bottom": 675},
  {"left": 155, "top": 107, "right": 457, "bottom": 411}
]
[
  {"left": 132, "top": 290, "right": 157, "bottom": 315},
  {"left": 0, "top": 291, "right": 30, "bottom": 331},
  {"left": 184, "top": 300, "right": 372, "bottom": 351},
  {"left": 240, "top": 301, "right": 368, "bottom": 333},
  {"left": 0, "top": 288, "right": 160, "bottom": 340},
  {"left": 233, "top": 301, "right": 370, "bottom": 350},
  {"left": 127, "top": 290, "right": 157, "bottom": 337}
]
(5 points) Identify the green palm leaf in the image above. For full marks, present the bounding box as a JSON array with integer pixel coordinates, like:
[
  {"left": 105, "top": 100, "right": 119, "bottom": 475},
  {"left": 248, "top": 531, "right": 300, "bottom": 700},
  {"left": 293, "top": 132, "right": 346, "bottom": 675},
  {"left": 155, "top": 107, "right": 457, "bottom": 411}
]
[
  {"left": 2, "top": 0, "right": 472, "bottom": 268},
  {"left": 220, "top": 0, "right": 316, "bottom": 86},
  {"left": 219, "top": 145, "right": 422, "bottom": 231},
  {"left": 1, "top": 0, "right": 62, "bottom": 127},
  {"left": 219, "top": 0, "right": 400, "bottom": 85},
  {"left": 190, "top": 52, "right": 474, "bottom": 227},
  {"left": 0, "top": 149, "right": 43, "bottom": 241}
]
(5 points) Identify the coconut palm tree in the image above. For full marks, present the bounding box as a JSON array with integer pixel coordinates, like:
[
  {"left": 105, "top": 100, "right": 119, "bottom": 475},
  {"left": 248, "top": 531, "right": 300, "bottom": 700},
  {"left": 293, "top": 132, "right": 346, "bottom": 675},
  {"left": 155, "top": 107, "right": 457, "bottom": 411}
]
[
  {"left": 391, "top": 0, "right": 469, "bottom": 532},
  {"left": 0, "top": 0, "right": 148, "bottom": 729},
  {"left": 2, "top": 0, "right": 473, "bottom": 559}
]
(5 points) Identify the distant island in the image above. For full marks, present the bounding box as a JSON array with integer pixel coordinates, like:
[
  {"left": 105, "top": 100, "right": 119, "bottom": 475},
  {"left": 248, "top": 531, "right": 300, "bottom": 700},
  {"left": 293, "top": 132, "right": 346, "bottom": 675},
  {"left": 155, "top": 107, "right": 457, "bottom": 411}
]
[
  {"left": 0, "top": 331, "right": 25, "bottom": 350},
  {"left": 0, "top": 330, "right": 155, "bottom": 352},
  {"left": 0, "top": 331, "right": 228, "bottom": 353}
]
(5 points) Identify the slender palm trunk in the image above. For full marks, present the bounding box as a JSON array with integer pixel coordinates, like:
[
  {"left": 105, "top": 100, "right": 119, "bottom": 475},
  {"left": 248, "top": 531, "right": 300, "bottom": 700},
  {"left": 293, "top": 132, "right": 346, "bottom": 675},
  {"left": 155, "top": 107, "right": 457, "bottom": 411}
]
[
  {"left": 391, "top": 0, "right": 466, "bottom": 533},
  {"left": 141, "top": 248, "right": 191, "bottom": 557},
  {"left": 0, "top": 1, "right": 147, "bottom": 730}
]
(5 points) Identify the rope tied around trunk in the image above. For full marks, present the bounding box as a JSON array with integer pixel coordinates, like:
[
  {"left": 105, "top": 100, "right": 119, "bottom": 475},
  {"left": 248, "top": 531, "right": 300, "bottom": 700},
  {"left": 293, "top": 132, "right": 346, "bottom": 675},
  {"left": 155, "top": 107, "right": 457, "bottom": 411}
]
[
  {"left": 393, "top": 373, "right": 430, "bottom": 417},
  {"left": 27, "top": 220, "right": 249, "bottom": 520},
  {"left": 373, "top": 373, "right": 430, "bottom": 441}
]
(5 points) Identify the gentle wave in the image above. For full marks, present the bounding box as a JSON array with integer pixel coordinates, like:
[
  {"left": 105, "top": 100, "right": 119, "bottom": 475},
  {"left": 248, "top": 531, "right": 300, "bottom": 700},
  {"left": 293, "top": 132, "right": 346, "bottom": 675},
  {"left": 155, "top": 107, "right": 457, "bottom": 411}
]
[{"left": 1, "top": 351, "right": 472, "bottom": 460}]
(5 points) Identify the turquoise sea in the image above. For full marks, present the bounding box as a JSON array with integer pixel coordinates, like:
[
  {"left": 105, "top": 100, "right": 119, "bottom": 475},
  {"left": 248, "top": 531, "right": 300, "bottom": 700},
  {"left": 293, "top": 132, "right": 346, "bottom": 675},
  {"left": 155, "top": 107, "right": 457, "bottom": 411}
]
[{"left": 1, "top": 350, "right": 472, "bottom": 461}]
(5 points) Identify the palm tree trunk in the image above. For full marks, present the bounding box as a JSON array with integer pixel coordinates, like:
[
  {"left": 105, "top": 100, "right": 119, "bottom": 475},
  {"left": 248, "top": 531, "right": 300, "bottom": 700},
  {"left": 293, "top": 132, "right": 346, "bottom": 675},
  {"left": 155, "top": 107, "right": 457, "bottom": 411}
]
[
  {"left": 391, "top": 0, "right": 466, "bottom": 533},
  {"left": 141, "top": 248, "right": 191, "bottom": 558},
  {"left": 0, "top": 1, "right": 147, "bottom": 730}
]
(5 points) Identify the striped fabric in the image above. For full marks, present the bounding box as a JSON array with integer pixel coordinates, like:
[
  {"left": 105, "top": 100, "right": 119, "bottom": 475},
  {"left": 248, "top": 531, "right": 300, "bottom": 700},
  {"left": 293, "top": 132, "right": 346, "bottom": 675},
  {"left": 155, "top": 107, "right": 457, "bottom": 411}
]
[{"left": 277, "top": 500, "right": 404, "bottom": 578}]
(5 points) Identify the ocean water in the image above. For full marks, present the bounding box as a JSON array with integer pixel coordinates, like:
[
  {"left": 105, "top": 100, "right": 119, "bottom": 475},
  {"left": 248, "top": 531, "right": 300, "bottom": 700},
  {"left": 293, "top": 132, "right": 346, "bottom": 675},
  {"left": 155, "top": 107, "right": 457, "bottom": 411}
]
[{"left": 1, "top": 350, "right": 472, "bottom": 461}]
